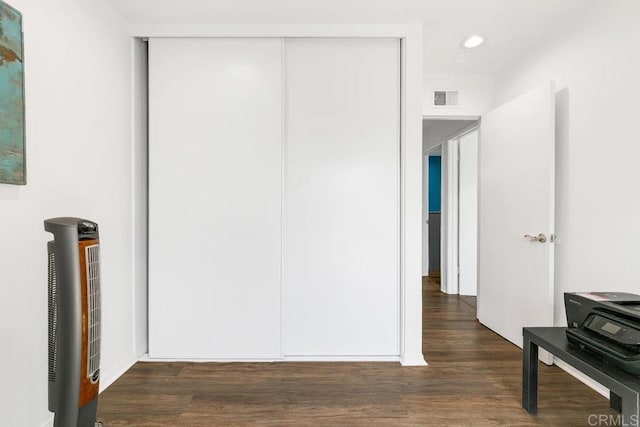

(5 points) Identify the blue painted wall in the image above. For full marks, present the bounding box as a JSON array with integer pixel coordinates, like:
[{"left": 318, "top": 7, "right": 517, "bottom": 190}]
[{"left": 428, "top": 156, "right": 441, "bottom": 212}]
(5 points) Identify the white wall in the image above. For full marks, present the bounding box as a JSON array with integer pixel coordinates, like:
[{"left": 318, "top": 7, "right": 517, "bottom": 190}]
[
  {"left": 0, "top": 1, "right": 134, "bottom": 426},
  {"left": 492, "top": 1, "right": 640, "bottom": 328},
  {"left": 423, "top": 74, "right": 494, "bottom": 117}
]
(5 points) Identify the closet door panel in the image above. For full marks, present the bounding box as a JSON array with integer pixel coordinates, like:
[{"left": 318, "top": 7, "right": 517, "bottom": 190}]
[
  {"left": 283, "top": 38, "right": 400, "bottom": 356},
  {"left": 148, "top": 38, "right": 283, "bottom": 358}
]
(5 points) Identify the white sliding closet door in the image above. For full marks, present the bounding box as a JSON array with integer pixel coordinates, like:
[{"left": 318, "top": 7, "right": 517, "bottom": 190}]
[
  {"left": 148, "top": 38, "right": 283, "bottom": 358},
  {"left": 283, "top": 39, "right": 401, "bottom": 356}
]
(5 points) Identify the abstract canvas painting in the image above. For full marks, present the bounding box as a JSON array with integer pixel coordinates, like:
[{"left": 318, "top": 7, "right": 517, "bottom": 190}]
[{"left": 0, "top": 1, "right": 25, "bottom": 185}]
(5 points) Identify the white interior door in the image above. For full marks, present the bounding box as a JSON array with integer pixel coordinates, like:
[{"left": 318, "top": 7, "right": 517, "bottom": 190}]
[
  {"left": 283, "top": 38, "right": 400, "bottom": 356},
  {"left": 441, "top": 140, "right": 457, "bottom": 294},
  {"left": 148, "top": 38, "right": 283, "bottom": 358},
  {"left": 458, "top": 129, "right": 479, "bottom": 296},
  {"left": 477, "top": 83, "right": 555, "bottom": 351}
]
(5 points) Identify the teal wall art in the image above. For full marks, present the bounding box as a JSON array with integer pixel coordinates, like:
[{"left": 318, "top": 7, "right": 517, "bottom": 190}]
[{"left": 0, "top": 1, "right": 25, "bottom": 185}]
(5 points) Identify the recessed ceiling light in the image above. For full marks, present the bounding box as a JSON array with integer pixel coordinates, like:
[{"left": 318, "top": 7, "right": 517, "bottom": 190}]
[{"left": 463, "top": 34, "right": 484, "bottom": 49}]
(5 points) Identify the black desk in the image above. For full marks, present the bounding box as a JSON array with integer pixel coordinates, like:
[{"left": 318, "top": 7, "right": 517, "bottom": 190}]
[{"left": 523, "top": 327, "right": 640, "bottom": 426}]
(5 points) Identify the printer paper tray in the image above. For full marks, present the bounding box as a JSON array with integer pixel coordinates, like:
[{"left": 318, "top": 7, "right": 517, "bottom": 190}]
[{"left": 567, "top": 328, "right": 640, "bottom": 375}]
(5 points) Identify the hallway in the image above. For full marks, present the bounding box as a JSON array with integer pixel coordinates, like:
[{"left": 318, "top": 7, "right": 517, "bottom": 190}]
[{"left": 97, "top": 277, "right": 615, "bottom": 425}]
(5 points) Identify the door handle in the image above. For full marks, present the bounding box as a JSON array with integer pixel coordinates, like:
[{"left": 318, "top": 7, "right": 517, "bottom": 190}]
[{"left": 524, "top": 233, "right": 547, "bottom": 243}]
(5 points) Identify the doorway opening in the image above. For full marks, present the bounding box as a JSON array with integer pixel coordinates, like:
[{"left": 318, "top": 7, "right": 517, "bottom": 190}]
[
  {"left": 422, "top": 117, "right": 479, "bottom": 307},
  {"left": 421, "top": 83, "right": 558, "bottom": 373},
  {"left": 426, "top": 146, "right": 442, "bottom": 280}
]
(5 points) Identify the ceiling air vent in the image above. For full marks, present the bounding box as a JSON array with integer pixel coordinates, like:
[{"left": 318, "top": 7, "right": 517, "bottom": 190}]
[{"left": 434, "top": 90, "right": 459, "bottom": 107}]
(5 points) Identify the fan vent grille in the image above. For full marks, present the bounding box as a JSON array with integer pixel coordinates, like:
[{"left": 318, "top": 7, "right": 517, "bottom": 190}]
[
  {"left": 47, "top": 252, "right": 58, "bottom": 383},
  {"left": 85, "top": 244, "right": 101, "bottom": 382}
]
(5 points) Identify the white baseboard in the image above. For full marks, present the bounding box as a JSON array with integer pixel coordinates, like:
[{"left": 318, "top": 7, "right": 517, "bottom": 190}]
[
  {"left": 38, "top": 415, "right": 54, "bottom": 427},
  {"left": 99, "top": 353, "right": 138, "bottom": 392},
  {"left": 554, "top": 358, "right": 609, "bottom": 398},
  {"left": 140, "top": 354, "right": 281, "bottom": 363},
  {"left": 140, "top": 354, "right": 401, "bottom": 363},
  {"left": 400, "top": 353, "right": 428, "bottom": 366},
  {"left": 284, "top": 355, "right": 400, "bottom": 363}
]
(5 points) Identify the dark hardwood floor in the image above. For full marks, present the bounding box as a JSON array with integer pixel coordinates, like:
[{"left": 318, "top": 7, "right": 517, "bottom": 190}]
[{"left": 98, "top": 277, "right": 615, "bottom": 426}]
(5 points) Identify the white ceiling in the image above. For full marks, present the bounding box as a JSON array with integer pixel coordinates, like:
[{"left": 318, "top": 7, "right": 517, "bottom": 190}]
[
  {"left": 107, "top": 0, "right": 607, "bottom": 74},
  {"left": 423, "top": 119, "right": 476, "bottom": 154}
]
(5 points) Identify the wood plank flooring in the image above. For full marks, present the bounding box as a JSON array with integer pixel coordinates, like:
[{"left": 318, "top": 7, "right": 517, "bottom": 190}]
[{"left": 97, "top": 277, "right": 616, "bottom": 426}]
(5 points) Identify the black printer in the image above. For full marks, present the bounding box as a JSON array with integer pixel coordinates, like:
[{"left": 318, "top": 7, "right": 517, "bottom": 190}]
[{"left": 565, "top": 292, "right": 640, "bottom": 375}]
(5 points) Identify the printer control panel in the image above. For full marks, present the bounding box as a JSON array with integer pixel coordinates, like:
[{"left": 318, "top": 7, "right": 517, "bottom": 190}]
[{"left": 584, "top": 314, "right": 640, "bottom": 347}]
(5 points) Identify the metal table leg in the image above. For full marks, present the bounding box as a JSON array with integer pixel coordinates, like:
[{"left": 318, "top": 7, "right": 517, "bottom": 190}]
[
  {"left": 611, "top": 391, "right": 622, "bottom": 413},
  {"left": 522, "top": 335, "right": 539, "bottom": 414},
  {"left": 620, "top": 390, "right": 640, "bottom": 427}
]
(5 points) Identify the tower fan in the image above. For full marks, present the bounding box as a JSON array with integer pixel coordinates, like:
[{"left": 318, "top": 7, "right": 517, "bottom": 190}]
[{"left": 45, "top": 218, "right": 102, "bottom": 427}]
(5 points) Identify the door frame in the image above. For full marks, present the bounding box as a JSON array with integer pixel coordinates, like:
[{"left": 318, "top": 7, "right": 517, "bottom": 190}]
[
  {"left": 456, "top": 126, "right": 480, "bottom": 297},
  {"left": 422, "top": 116, "right": 479, "bottom": 296},
  {"left": 423, "top": 144, "right": 443, "bottom": 276},
  {"left": 136, "top": 25, "right": 425, "bottom": 365}
]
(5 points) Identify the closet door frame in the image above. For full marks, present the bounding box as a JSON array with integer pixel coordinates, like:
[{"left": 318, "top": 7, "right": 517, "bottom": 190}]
[{"left": 136, "top": 25, "right": 426, "bottom": 366}]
